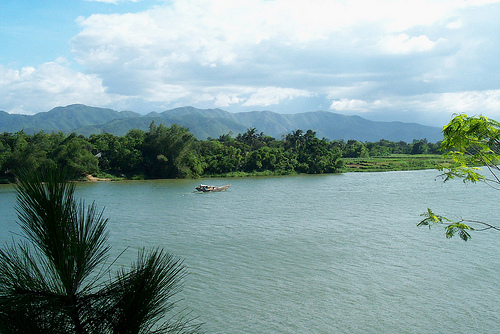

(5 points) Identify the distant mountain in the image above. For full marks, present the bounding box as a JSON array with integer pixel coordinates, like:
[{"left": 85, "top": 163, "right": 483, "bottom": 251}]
[
  {"left": 0, "top": 104, "right": 140, "bottom": 134},
  {"left": 0, "top": 104, "right": 443, "bottom": 142}
]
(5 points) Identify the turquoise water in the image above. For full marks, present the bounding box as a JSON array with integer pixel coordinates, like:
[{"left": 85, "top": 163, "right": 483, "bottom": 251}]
[{"left": 1, "top": 170, "right": 499, "bottom": 333}]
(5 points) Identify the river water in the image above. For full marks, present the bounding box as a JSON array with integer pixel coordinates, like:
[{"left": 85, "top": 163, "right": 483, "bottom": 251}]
[{"left": 1, "top": 170, "right": 499, "bottom": 333}]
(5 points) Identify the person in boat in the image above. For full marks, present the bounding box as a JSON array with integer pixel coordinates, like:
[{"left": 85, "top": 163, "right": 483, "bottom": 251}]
[{"left": 198, "top": 184, "right": 214, "bottom": 191}]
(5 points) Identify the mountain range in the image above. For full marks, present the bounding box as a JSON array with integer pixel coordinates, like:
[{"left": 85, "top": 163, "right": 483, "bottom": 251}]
[{"left": 0, "top": 104, "right": 443, "bottom": 142}]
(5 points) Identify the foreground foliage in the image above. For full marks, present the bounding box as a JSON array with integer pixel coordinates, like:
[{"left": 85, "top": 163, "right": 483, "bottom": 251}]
[
  {"left": 0, "top": 124, "right": 439, "bottom": 182},
  {"left": 0, "top": 167, "right": 202, "bottom": 333},
  {"left": 419, "top": 114, "right": 500, "bottom": 241}
]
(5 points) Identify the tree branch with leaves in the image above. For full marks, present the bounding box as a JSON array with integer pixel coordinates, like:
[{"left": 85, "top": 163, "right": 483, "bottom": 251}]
[{"left": 419, "top": 114, "right": 500, "bottom": 241}]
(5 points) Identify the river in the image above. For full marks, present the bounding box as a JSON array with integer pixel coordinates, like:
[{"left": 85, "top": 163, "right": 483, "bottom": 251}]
[{"left": 1, "top": 170, "right": 499, "bottom": 333}]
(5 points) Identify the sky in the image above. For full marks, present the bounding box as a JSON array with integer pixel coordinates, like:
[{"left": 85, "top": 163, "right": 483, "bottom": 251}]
[{"left": 2, "top": 0, "right": 500, "bottom": 126}]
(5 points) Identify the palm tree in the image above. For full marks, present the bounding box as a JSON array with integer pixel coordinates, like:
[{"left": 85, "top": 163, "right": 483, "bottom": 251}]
[{"left": 0, "top": 167, "right": 203, "bottom": 333}]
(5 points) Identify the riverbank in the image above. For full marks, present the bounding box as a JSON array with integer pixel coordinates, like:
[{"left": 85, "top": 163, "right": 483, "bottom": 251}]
[
  {"left": 0, "top": 154, "right": 451, "bottom": 184},
  {"left": 190, "top": 154, "right": 451, "bottom": 178},
  {"left": 85, "top": 174, "right": 112, "bottom": 182},
  {"left": 342, "top": 154, "right": 451, "bottom": 173}
]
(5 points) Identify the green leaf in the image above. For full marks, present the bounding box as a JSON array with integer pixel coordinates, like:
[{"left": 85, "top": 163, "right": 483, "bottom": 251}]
[
  {"left": 445, "top": 223, "right": 474, "bottom": 241},
  {"left": 418, "top": 208, "right": 452, "bottom": 228}
]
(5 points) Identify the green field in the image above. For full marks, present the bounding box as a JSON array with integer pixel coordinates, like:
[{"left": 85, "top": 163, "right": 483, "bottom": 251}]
[{"left": 341, "top": 154, "right": 452, "bottom": 173}]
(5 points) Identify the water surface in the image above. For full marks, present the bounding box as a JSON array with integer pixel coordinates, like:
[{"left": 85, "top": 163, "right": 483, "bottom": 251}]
[{"left": 1, "top": 170, "right": 499, "bottom": 333}]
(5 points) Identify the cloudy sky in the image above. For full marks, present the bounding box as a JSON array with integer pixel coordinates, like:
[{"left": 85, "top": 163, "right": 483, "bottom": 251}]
[{"left": 2, "top": 0, "right": 500, "bottom": 126}]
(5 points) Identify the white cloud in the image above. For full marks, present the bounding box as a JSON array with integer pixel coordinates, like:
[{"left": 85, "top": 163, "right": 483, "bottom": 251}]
[
  {"left": 172, "top": 86, "right": 313, "bottom": 108},
  {"left": 326, "top": 82, "right": 380, "bottom": 100},
  {"left": 434, "top": 90, "right": 500, "bottom": 114},
  {"left": 73, "top": 0, "right": 478, "bottom": 65},
  {"left": 328, "top": 89, "right": 500, "bottom": 126},
  {"left": 3, "top": 0, "right": 500, "bottom": 123},
  {"left": 446, "top": 20, "right": 463, "bottom": 29},
  {"left": 379, "top": 34, "right": 444, "bottom": 54},
  {"left": 214, "top": 94, "right": 245, "bottom": 107},
  {"left": 142, "top": 83, "right": 190, "bottom": 102},
  {"left": 330, "top": 99, "right": 370, "bottom": 112},
  {"left": 70, "top": 0, "right": 499, "bottom": 94},
  {"left": 0, "top": 61, "right": 118, "bottom": 114},
  {"left": 242, "top": 87, "right": 313, "bottom": 107}
]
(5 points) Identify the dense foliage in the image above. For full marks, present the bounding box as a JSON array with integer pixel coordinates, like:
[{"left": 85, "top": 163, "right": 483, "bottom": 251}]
[{"left": 0, "top": 122, "right": 439, "bottom": 181}]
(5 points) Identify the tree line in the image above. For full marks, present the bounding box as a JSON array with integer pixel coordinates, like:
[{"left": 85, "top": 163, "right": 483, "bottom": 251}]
[{"left": 0, "top": 122, "right": 440, "bottom": 181}]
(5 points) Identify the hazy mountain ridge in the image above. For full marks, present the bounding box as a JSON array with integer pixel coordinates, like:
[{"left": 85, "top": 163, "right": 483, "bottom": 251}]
[{"left": 0, "top": 104, "right": 443, "bottom": 142}]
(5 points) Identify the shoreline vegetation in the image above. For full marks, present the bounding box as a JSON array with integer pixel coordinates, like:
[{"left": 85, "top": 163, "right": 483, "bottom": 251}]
[
  {"left": 81, "top": 151, "right": 456, "bottom": 180},
  {"left": 80, "top": 157, "right": 447, "bottom": 182},
  {"left": 88, "top": 154, "right": 452, "bottom": 181},
  {"left": 0, "top": 123, "right": 446, "bottom": 183},
  {"left": 342, "top": 154, "right": 451, "bottom": 173}
]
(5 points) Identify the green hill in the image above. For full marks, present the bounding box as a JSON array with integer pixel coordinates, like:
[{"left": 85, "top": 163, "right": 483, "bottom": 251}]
[{"left": 0, "top": 104, "right": 443, "bottom": 142}]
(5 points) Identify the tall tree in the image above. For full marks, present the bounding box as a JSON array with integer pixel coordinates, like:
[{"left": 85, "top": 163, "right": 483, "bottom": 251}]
[
  {"left": 418, "top": 114, "right": 500, "bottom": 241},
  {"left": 284, "top": 129, "right": 304, "bottom": 151},
  {"left": 49, "top": 133, "right": 99, "bottom": 178},
  {"left": 295, "top": 130, "right": 343, "bottom": 174},
  {"left": 142, "top": 123, "right": 202, "bottom": 179},
  {"left": 0, "top": 167, "right": 202, "bottom": 333}
]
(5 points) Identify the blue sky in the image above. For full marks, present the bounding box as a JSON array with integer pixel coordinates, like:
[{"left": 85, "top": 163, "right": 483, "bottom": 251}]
[{"left": 2, "top": 0, "right": 500, "bottom": 126}]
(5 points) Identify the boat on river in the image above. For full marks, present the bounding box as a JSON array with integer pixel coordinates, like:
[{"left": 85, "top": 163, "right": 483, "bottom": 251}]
[{"left": 195, "top": 184, "right": 231, "bottom": 192}]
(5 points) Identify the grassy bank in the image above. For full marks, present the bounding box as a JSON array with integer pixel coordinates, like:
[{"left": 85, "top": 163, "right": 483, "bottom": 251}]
[
  {"left": 342, "top": 154, "right": 451, "bottom": 173},
  {"left": 201, "top": 154, "right": 451, "bottom": 177}
]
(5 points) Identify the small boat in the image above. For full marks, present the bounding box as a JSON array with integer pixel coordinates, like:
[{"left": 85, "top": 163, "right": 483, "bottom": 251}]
[{"left": 195, "top": 184, "right": 231, "bottom": 192}]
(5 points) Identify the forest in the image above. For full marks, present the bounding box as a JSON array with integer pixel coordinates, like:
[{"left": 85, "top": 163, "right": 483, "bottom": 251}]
[{"left": 0, "top": 122, "right": 440, "bottom": 182}]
